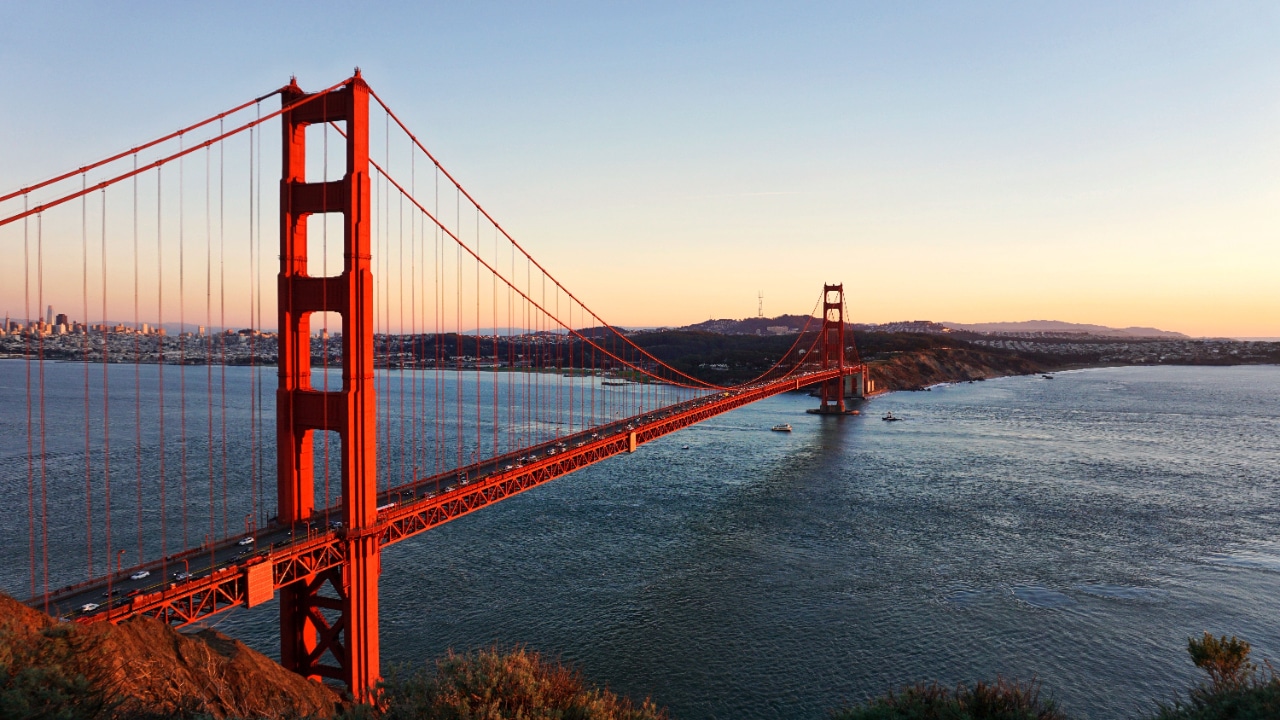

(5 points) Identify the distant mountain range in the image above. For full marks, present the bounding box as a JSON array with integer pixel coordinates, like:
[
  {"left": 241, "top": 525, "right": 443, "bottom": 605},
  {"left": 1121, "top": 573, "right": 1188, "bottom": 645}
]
[
  {"left": 667, "top": 316, "right": 1191, "bottom": 339},
  {"left": 944, "top": 320, "right": 1189, "bottom": 338},
  {"left": 72, "top": 318, "right": 1188, "bottom": 340}
]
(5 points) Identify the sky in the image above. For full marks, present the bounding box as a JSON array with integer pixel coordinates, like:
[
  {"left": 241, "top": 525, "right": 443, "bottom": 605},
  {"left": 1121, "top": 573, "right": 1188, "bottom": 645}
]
[{"left": 1, "top": 2, "right": 1277, "bottom": 338}]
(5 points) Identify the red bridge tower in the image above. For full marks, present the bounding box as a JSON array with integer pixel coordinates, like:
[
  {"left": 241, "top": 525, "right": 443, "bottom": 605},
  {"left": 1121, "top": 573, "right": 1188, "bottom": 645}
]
[
  {"left": 277, "top": 72, "right": 380, "bottom": 699},
  {"left": 813, "top": 283, "right": 858, "bottom": 415}
]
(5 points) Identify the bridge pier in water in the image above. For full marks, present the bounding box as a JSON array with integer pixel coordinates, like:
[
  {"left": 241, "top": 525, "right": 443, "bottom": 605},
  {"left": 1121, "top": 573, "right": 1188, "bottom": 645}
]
[
  {"left": 809, "top": 283, "right": 862, "bottom": 415},
  {"left": 1, "top": 71, "right": 885, "bottom": 704},
  {"left": 277, "top": 72, "right": 380, "bottom": 700}
]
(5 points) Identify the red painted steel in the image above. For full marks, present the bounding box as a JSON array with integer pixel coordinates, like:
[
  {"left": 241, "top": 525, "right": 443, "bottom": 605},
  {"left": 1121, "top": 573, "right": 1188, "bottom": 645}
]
[
  {"left": 0, "top": 77, "right": 354, "bottom": 230},
  {"left": 66, "top": 367, "right": 851, "bottom": 630},
  {"left": 0, "top": 90, "right": 281, "bottom": 205},
  {"left": 818, "top": 284, "right": 851, "bottom": 414},
  {"left": 14, "top": 71, "right": 870, "bottom": 704},
  {"left": 277, "top": 71, "right": 379, "bottom": 700}
]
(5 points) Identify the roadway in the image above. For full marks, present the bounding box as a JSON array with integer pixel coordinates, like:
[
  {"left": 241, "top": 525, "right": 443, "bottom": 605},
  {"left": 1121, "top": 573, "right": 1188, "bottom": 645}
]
[{"left": 37, "top": 367, "right": 856, "bottom": 624}]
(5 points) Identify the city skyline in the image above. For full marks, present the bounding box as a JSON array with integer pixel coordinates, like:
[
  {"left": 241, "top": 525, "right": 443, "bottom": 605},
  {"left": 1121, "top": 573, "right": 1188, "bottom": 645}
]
[{"left": 1, "top": 2, "right": 1276, "bottom": 337}]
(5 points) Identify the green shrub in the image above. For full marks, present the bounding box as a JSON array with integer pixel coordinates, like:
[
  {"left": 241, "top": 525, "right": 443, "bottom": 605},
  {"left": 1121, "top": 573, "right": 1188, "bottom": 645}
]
[
  {"left": 1150, "top": 682, "right": 1280, "bottom": 720},
  {"left": 1151, "top": 632, "right": 1280, "bottom": 720},
  {"left": 832, "top": 677, "right": 1066, "bottom": 720},
  {"left": 1186, "top": 633, "right": 1258, "bottom": 692},
  {"left": 346, "top": 646, "right": 666, "bottom": 720}
]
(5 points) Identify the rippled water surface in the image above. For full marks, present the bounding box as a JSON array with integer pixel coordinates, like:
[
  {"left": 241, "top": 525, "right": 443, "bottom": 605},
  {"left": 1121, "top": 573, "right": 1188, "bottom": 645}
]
[{"left": 11, "top": 364, "right": 1280, "bottom": 718}]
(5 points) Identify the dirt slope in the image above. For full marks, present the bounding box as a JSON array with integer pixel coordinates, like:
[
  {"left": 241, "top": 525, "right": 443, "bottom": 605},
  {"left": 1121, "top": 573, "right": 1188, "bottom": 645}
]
[{"left": 0, "top": 593, "right": 340, "bottom": 719}]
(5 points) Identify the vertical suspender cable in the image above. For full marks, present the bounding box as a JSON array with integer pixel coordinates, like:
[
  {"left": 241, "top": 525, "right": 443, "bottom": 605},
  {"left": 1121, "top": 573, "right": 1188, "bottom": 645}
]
[
  {"left": 254, "top": 104, "right": 265, "bottom": 528},
  {"left": 258, "top": 105, "right": 268, "bottom": 520},
  {"left": 99, "top": 185, "right": 111, "bottom": 576},
  {"left": 133, "top": 159, "right": 142, "bottom": 567},
  {"left": 475, "top": 209, "right": 481, "bottom": 461},
  {"left": 394, "top": 137, "right": 404, "bottom": 484},
  {"left": 455, "top": 192, "right": 462, "bottom": 470},
  {"left": 569, "top": 296, "right": 574, "bottom": 435},
  {"left": 554, "top": 284, "right": 560, "bottom": 437},
  {"left": 156, "top": 169, "right": 167, "bottom": 574},
  {"left": 219, "top": 120, "right": 228, "bottom": 537},
  {"left": 525, "top": 257, "right": 531, "bottom": 451},
  {"left": 508, "top": 242, "right": 514, "bottom": 455},
  {"left": 492, "top": 226, "right": 498, "bottom": 458},
  {"left": 434, "top": 165, "right": 441, "bottom": 479},
  {"left": 38, "top": 213, "right": 49, "bottom": 610},
  {"left": 380, "top": 112, "right": 390, "bottom": 493},
  {"left": 83, "top": 179, "right": 93, "bottom": 578},
  {"left": 247, "top": 123, "right": 256, "bottom": 528},
  {"left": 24, "top": 202, "right": 35, "bottom": 600},
  {"left": 410, "top": 142, "right": 418, "bottom": 487},
  {"left": 102, "top": 188, "right": 112, "bottom": 584},
  {"left": 206, "top": 146, "right": 214, "bottom": 542},
  {"left": 180, "top": 137, "right": 189, "bottom": 552}
]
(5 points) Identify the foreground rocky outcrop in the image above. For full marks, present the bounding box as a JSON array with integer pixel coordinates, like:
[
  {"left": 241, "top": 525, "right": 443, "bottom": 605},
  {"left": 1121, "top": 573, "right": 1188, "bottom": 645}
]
[
  {"left": 866, "top": 347, "right": 1047, "bottom": 392},
  {"left": 0, "top": 593, "right": 339, "bottom": 719}
]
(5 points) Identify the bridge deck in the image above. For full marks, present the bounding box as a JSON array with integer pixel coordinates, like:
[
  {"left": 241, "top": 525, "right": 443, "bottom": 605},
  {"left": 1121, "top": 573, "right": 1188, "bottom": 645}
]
[{"left": 40, "top": 367, "right": 857, "bottom": 626}]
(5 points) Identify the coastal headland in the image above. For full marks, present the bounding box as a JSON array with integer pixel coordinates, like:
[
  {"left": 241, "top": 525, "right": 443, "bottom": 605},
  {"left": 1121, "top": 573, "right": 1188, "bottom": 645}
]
[{"left": 4, "top": 316, "right": 1276, "bottom": 392}]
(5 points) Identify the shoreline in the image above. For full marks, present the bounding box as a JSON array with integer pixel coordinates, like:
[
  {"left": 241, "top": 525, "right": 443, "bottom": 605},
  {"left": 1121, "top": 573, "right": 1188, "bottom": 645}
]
[{"left": 863, "top": 349, "right": 1279, "bottom": 395}]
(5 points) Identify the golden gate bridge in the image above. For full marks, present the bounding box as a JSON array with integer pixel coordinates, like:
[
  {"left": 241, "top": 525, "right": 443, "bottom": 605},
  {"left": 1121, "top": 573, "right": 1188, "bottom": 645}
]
[{"left": 0, "top": 71, "right": 866, "bottom": 700}]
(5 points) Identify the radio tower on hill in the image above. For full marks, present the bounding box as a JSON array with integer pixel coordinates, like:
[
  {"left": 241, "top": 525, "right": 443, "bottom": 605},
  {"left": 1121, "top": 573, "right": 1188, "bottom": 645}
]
[{"left": 757, "top": 291, "right": 764, "bottom": 318}]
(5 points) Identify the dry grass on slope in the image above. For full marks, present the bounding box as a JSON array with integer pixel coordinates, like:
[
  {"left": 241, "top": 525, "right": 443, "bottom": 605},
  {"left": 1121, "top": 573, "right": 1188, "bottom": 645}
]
[{"left": 0, "top": 592, "right": 339, "bottom": 719}]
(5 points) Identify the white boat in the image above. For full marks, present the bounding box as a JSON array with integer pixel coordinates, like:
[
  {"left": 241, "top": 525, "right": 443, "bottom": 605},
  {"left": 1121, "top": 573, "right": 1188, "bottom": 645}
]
[
  {"left": 771, "top": 423, "right": 792, "bottom": 432},
  {"left": 882, "top": 412, "right": 901, "bottom": 422}
]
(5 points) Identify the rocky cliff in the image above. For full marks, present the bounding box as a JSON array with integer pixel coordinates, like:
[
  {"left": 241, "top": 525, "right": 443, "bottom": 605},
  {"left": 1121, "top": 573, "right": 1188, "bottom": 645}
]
[{"left": 866, "top": 347, "right": 1047, "bottom": 392}]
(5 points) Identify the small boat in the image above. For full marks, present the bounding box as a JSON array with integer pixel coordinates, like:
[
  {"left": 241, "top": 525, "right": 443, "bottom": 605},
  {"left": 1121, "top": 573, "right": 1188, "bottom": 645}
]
[
  {"left": 771, "top": 423, "right": 792, "bottom": 432},
  {"left": 882, "top": 412, "right": 901, "bottom": 422},
  {"left": 1042, "top": 374, "right": 1054, "bottom": 380},
  {"left": 681, "top": 445, "right": 690, "bottom": 450}
]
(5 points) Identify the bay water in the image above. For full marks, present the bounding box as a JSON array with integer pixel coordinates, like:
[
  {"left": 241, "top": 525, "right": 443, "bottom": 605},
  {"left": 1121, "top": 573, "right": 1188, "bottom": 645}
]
[{"left": 4, "top": 363, "right": 1280, "bottom": 718}]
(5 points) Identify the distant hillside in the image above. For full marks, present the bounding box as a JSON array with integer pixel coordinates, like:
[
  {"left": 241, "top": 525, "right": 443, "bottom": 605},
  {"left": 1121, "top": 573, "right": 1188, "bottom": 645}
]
[
  {"left": 679, "top": 314, "right": 816, "bottom": 335},
  {"left": 946, "top": 320, "right": 1188, "bottom": 338},
  {"left": 674, "top": 316, "right": 1188, "bottom": 340},
  {"left": 867, "top": 346, "right": 1047, "bottom": 391}
]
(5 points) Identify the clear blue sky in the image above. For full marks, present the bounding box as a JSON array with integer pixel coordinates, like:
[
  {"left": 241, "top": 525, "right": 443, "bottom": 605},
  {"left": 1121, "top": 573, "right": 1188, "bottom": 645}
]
[{"left": 2, "top": 2, "right": 1276, "bottom": 336}]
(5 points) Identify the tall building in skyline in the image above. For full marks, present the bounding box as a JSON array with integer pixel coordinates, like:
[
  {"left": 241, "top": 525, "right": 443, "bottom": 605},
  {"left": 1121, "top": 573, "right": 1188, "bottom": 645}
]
[{"left": 45, "top": 305, "right": 52, "bottom": 325}]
